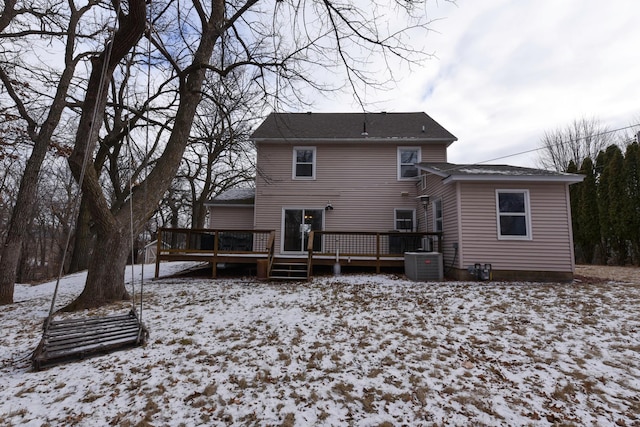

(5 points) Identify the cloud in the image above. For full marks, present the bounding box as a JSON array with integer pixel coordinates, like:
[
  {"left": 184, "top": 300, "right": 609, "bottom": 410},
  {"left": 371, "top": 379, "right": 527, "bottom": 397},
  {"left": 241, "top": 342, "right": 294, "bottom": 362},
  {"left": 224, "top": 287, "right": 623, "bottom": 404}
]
[
  {"left": 420, "top": 0, "right": 640, "bottom": 166},
  {"left": 309, "top": 0, "right": 640, "bottom": 168}
]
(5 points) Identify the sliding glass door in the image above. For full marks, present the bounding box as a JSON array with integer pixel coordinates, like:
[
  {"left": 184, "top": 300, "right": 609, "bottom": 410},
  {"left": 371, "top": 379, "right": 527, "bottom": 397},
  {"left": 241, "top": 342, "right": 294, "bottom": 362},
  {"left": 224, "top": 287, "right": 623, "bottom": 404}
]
[{"left": 283, "top": 209, "right": 323, "bottom": 252}]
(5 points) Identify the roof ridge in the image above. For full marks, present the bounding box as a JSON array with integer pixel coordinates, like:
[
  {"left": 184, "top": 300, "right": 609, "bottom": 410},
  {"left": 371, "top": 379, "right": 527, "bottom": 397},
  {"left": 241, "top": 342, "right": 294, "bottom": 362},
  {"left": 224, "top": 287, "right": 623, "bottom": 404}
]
[{"left": 251, "top": 111, "right": 457, "bottom": 141}]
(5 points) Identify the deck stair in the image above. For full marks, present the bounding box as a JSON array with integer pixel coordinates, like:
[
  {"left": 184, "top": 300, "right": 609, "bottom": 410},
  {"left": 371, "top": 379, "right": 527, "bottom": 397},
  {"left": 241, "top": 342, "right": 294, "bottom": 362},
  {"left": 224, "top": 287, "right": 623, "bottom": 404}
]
[{"left": 269, "top": 261, "right": 308, "bottom": 280}]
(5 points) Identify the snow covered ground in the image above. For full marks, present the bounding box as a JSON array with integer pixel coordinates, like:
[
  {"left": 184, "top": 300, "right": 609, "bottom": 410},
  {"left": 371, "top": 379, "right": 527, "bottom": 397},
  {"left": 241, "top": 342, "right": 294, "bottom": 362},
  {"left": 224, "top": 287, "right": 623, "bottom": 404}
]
[{"left": 1, "top": 263, "right": 639, "bottom": 426}]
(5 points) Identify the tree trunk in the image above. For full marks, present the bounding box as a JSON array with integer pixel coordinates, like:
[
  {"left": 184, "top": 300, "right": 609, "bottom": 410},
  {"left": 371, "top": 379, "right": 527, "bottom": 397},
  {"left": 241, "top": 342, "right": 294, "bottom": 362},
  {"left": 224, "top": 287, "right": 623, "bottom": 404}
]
[
  {"left": 192, "top": 200, "right": 207, "bottom": 229},
  {"left": 68, "top": 196, "right": 94, "bottom": 273},
  {"left": 66, "top": 0, "right": 225, "bottom": 310},
  {"left": 0, "top": 234, "right": 20, "bottom": 303},
  {"left": 63, "top": 0, "right": 146, "bottom": 310},
  {"left": 63, "top": 227, "right": 130, "bottom": 311},
  {"left": 0, "top": 150, "right": 45, "bottom": 304}
]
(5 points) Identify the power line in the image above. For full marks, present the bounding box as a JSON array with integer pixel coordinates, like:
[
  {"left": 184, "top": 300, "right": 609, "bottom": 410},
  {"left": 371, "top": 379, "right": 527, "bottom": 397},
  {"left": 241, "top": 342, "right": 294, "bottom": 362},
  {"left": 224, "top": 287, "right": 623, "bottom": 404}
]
[{"left": 472, "top": 122, "right": 640, "bottom": 167}]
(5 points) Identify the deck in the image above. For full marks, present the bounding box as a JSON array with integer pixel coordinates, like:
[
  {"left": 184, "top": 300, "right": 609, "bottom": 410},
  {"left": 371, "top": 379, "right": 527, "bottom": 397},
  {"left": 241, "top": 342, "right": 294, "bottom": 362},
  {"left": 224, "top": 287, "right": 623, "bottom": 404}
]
[{"left": 154, "top": 228, "right": 443, "bottom": 279}]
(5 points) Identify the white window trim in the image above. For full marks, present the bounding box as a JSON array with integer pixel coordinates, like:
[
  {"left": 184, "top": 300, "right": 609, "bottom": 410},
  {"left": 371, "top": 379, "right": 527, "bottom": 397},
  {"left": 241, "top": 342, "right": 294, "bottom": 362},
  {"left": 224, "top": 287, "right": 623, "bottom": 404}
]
[
  {"left": 397, "top": 147, "right": 421, "bottom": 181},
  {"left": 432, "top": 198, "right": 443, "bottom": 232},
  {"left": 292, "top": 146, "right": 316, "bottom": 180},
  {"left": 495, "top": 189, "right": 532, "bottom": 240},
  {"left": 394, "top": 208, "right": 416, "bottom": 232}
]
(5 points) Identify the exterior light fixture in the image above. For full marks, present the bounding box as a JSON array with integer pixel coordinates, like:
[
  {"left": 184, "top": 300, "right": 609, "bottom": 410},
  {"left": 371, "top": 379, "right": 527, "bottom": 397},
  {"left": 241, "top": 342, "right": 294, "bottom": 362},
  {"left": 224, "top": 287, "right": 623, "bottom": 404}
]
[{"left": 417, "top": 195, "right": 430, "bottom": 210}]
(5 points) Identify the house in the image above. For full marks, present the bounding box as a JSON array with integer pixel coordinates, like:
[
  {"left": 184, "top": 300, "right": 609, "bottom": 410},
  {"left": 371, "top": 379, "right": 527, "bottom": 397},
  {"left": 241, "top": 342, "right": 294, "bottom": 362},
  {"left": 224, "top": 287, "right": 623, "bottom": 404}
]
[
  {"left": 206, "top": 112, "right": 583, "bottom": 281},
  {"left": 140, "top": 239, "right": 170, "bottom": 264},
  {"left": 416, "top": 163, "right": 583, "bottom": 281},
  {"left": 206, "top": 187, "right": 255, "bottom": 229}
]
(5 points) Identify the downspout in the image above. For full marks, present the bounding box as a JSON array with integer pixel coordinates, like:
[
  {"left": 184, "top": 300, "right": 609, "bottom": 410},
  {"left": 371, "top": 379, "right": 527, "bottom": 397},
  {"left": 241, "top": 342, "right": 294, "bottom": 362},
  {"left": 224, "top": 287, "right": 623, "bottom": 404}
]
[{"left": 455, "top": 182, "right": 464, "bottom": 269}]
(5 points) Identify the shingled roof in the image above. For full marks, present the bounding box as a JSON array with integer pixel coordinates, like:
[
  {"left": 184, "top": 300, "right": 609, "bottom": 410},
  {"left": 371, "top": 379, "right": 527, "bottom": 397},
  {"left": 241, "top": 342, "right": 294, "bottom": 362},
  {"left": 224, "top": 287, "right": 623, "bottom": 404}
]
[
  {"left": 417, "top": 162, "right": 584, "bottom": 184},
  {"left": 251, "top": 112, "right": 457, "bottom": 143}
]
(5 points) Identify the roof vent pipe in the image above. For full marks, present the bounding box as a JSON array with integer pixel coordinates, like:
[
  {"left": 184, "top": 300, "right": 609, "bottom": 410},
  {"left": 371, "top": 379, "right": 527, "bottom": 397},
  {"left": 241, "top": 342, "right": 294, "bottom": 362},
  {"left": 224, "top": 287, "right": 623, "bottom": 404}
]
[
  {"left": 361, "top": 121, "right": 368, "bottom": 136},
  {"left": 421, "top": 125, "right": 425, "bottom": 133}
]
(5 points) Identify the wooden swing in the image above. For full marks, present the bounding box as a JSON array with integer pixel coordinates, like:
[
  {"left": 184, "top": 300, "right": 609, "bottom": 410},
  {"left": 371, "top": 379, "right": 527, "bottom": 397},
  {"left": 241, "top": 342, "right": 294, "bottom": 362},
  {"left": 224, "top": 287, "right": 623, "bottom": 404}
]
[
  {"left": 31, "top": 310, "right": 146, "bottom": 370},
  {"left": 31, "top": 13, "right": 152, "bottom": 370}
]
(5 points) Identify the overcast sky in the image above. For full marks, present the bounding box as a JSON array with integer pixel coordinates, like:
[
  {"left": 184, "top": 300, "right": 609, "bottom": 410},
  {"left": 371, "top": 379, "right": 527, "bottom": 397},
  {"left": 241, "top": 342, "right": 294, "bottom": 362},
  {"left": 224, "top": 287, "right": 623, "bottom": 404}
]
[{"left": 312, "top": 0, "right": 640, "bottom": 168}]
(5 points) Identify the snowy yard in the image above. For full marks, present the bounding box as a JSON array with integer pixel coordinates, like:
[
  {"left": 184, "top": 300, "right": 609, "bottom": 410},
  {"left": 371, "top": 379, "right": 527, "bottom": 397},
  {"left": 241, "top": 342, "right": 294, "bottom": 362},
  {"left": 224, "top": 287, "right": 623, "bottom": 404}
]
[{"left": 1, "top": 263, "right": 639, "bottom": 426}]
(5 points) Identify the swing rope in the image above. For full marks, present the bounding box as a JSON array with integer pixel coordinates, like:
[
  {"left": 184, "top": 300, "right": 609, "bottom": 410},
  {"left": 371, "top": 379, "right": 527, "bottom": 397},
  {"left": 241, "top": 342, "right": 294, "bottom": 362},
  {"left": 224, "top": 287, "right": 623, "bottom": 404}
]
[
  {"left": 32, "top": 3, "right": 154, "bottom": 370},
  {"left": 124, "top": 114, "right": 146, "bottom": 342},
  {"left": 126, "top": 115, "right": 137, "bottom": 312},
  {"left": 138, "top": 6, "right": 155, "bottom": 323},
  {"left": 45, "top": 19, "right": 121, "bottom": 329},
  {"left": 125, "top": 16, "right": 152, "bottom": 319}
]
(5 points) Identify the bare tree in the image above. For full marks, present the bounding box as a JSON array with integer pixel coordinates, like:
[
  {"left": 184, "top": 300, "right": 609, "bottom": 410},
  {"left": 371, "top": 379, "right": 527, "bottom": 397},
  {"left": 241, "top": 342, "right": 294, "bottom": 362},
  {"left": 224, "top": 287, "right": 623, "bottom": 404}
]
[
  {"left": 63, "top": 0, "right": 148, "bottom": 309},
  {"left": 25, "top": 157, "right": 77, "bottom": 280},
  {"left": 180, "top": 69, "right": 258, "bottom": 229},
  {"left": 3, "top": 0, "right": 443, "bottom": 308},
  {"left": 0, "top": 115, "right": 26, "bottom": 244},
  {"left": 68, "top": 52, "right": 156, "bottom": 273},
  {"left": 0, "top": 0, "right": 106, "bottom": 304},
  {"left": 616, "top": 115, "right": 640, "bottom": 147},
  {"left": 538, "top": 117, "right": 616, "bottom": 172}
]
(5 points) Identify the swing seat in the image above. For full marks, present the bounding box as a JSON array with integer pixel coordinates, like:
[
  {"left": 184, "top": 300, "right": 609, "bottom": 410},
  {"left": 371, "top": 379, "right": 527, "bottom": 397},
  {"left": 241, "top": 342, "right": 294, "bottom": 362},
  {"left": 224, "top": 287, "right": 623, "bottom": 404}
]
[{"left": 31, "top": 310, "right": 147, "bottom": 371}]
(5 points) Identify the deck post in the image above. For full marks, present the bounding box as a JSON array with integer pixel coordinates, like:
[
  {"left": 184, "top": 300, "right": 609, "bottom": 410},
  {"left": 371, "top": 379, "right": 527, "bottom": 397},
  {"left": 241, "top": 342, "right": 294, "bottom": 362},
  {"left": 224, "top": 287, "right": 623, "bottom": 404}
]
[
  {"left": 154, "top": 229, "right": 162, "bottom": 279},
  {"left": 307, "top": 231, "right": 314, "bottom": 278},
  {"left": 376, "top": 233, "right": 381, "bottom": 274},
  {"left": 267, "top": 231, "right": 275, "bottom": 276},
  {"left": 212, "top": 230, "right": 218, "bottom": 278}
]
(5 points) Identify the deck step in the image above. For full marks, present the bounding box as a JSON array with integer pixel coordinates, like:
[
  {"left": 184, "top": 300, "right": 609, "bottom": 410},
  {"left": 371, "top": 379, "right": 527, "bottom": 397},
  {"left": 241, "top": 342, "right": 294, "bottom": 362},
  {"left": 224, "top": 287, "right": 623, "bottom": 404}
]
[{"left": 269, "top": 262, "right": 308, "bottom": 280}]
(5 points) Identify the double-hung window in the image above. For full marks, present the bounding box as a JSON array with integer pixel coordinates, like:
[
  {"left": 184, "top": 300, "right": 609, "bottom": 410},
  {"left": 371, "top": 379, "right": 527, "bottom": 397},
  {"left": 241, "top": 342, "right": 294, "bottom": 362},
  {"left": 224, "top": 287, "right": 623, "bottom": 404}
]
[
  {"left": 394, "top": 209, "right": 415, "bottom": 232},
  {"left": 398, "top": 147, "right": 421, "bottom": 180},
  {"left": 293, "top": 147, "right": 316, "bottom": 179},
  {"left": 496, "top": 190, "right": 531, "bottom": 240}
]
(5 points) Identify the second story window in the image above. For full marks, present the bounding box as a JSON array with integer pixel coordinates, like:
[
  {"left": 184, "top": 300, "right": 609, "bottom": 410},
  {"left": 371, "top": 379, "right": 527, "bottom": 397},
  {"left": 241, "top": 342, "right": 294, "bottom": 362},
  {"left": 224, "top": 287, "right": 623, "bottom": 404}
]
[
  {"left": 293, "top": 147, "right": 316, "bottom": 179},
  {"left": 398, "top": 147, "right": 421, "bottom": 180}
]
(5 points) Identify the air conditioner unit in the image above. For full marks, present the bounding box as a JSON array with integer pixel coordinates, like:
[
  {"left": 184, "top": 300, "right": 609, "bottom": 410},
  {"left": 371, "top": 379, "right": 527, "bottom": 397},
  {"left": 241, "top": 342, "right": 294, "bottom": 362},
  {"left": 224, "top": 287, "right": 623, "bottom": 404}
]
[{"left": 404, "top": 252, "right": 443, "bottom": 281}]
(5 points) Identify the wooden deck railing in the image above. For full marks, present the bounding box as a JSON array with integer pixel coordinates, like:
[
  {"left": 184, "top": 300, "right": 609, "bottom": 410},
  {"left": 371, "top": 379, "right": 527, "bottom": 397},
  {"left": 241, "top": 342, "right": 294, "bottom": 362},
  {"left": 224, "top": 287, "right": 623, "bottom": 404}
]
[
  {"left": 155, "top": 227, "right": 443, "bottom": 279},
  {"left": 154, "top": 228, "right": 275, "bottom": 278},
  {"left": 307, "top": 231, "right": 443, "bottom": 275}
]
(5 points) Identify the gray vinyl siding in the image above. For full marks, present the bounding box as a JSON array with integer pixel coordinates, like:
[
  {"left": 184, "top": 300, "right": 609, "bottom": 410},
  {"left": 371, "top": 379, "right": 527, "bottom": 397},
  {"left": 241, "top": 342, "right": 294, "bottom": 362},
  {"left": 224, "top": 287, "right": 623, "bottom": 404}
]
[
  {"left": 458, "top": 182, "right": 575, "bottom": 273},
  {"left": 208, "top": 206, "right": 254, "bottom": 229},
  {"left": 256, "top": 141, "right": 448, "bottom": 253}
]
